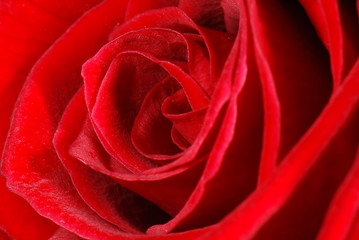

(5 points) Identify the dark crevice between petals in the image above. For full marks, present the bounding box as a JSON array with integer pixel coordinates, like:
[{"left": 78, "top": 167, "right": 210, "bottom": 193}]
[
  {"left": 256, "top": 0, "right": 333, "bottom": 164},
  {"left": 179, "top": 0, "right": 226, "bottom": 32},
  {"left": 253, "top": 111, "right": 359, "bottom": 240},
  {"left": 338, "top": 0, "right": 359, "bottom": 78}
]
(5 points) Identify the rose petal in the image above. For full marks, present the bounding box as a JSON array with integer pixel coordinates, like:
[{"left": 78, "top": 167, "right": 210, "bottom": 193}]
[
  {"left": 299, "top": 0, "right": 359, "bottom": 87},
  {"left": 109, "top": 8, "right": 198, "bottom": 42},
  {"left": 55, "top": 88, "right": 171, "bottom": 233},
  {"left": 171, "top": 127, "right": 191, "bottom": 150},
  {"left": 162, "top": 90, "right": 207, "bottom": 144},
  {"left": 92, "top": 52, "right": 168, "bottom": 172},
  {"left": 105, "top": 10, "right": 234, "bottom": 174},
  {"left": 317, "top": 147, "right": 359, "bottom": 240},
  {"left": 346, "top": 214, "right": 359, "bottom": 240},
  {"left": 48, "top": 225, "right": 210, "bottom": 240},
  {"left": 338, "top": 0, "right": 359, "bottom": 73},
  {"left": 0, "top": 175, "right": 57, "bottom": 239},
  {"left": 179, "top": 0, "right": 226, "bottom": 31},
  {"left": 0, "top": 229, "right": 11, "bottom": 240},
  {"left": 28, "top": 0, "right": 105, "bottom": 21},
  {"left": 202, "top": 55, "right": 359, "bottom": 240},
  {"left": 148, "top": 4, "right": 263, "bottom": 232},
  {"left": 125, "top": 0, "right": 179, "bottom": 20},
  {"left": 84, "top": 27, "right": 190, "bottom": 112},
  {"left": 70, "top": 117, "right": 206, "bottom": 217},
  {"left": 0, "top": 0, "right": 101, "bottom": 157},
  {"left": 109, "top": 8, "right": 234, "bottom": 83},
  {"left": 49, "top": 228, "right": 84, "bottom": 240},
  {"left": 252, "top": 113, "right": 359, "bottom": 239},
  {"left": 221, "top": 0, "right": 240, "bottom": 34},
  {"left": 84, "top": 15, "right": 233, "bottom": 174},
  {"left": 58, "top": 88, "right": 206, "bottom": 216},
  {"left": 1, "top": 0, "right": 133, "bottom": 238},
  {"left": 91, "top": 51, "right": 209, "bottom": 171},
  {"left": 249, "top": 0, "right": 332, "bottom": 183},
  {"left": 196, "top": 27, "right": 235, "bottom": 88},
  {"left": 85, "top": 28, "right": 212, "bottom": 172},
  {"left": 131, "top": 77, "right": 183, "bottom": 161}
]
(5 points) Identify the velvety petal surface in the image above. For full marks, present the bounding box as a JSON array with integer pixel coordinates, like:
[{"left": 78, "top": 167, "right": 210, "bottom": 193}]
[
  {"left": 202, "top": 54, "right": 359, "bottom": 240},
  {"left": 1, "top": 0, "right": 358, "bottom": 239},
  {"left": 1, "top": 0, "right": 138, "bottom": 238},
  {"left": 55, "top": 88, "right": 172, "bottom": 233},
  {"left": 0, "top": 175, "right": 57, "bottom": 240},
  {"left": 317, "top": 147, "right": 359, "bottom": 240},
  {"left": 148, "top": 0, "right": 263, "bottom": 233},
  {"left": 250, "top": 0, "right": 332, "bottom": 184},
  {"left": 0, "top": 0, "right": 103, "bottom": 238},
  {"left": 299, "top": 0, "right": 359, "bottom": 87}
]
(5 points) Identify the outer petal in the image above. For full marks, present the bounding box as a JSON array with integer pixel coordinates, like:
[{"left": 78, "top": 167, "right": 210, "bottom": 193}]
[
  {"left": 0, "top": 229, "right": 11, "bottom": 240},
  {"left": 49, "top": 228, "right": 84, "bottom": 240},
  {"left": 0, "top": 175, "right": 57, "bottom": 240},
  {"left": 317, "top": 147, "right": 359, "bottom": 240},
  {"left": 202, "top": 55, "right": 359, "bottom": 240},
  {"left": 249, "top": 0, "right": 332, "bottom": 184},
  {"left": 0, "top": 0, "right": 102, "bottom": 238},
  {"left": 0, "top": 0, "right": 102, "bottom": 156},
  {"left": 1, "top": 0, "right": 133, "bottom": 239},
  {"left": 299, "top": 0, "right": 359, "bottom": 87},
  {"left": 125, "top": 0, "right": 179, "bottom": 20}
]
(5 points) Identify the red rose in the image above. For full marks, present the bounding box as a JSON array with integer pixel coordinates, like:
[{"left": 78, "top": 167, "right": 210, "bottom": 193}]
[{"left": 0, "top": 0, "right": 358, "bottom": 239}]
